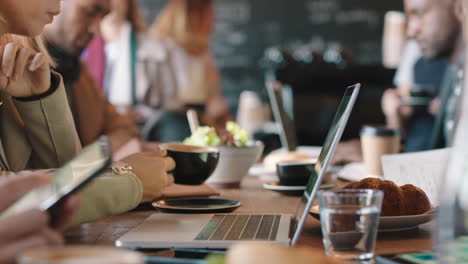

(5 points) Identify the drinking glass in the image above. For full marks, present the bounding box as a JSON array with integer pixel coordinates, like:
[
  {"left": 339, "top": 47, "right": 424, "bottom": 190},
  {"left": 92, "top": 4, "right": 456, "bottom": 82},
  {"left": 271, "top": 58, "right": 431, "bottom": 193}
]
[{"left": 318, "top": 189, "right": 383, "bottom": 261}]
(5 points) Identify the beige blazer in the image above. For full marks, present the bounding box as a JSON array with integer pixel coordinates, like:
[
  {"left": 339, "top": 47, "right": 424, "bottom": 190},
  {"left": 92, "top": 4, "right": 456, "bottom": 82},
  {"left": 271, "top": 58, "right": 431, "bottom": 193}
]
[
  {"left": 0, "top": 71, "right": 81, "bottom": 171},
  {"left": 0, "top": 72, "right": 143, "bottom": 225}
]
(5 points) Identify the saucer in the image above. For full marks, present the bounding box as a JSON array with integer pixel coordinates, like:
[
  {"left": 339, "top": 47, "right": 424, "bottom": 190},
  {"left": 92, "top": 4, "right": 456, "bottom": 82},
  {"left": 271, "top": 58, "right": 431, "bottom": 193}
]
[
  {"left": 152, "top": 198, "right": 241, "bottom": 214},
  {"left": 263, "top": 182, "right": 335, "bottom": 196}
]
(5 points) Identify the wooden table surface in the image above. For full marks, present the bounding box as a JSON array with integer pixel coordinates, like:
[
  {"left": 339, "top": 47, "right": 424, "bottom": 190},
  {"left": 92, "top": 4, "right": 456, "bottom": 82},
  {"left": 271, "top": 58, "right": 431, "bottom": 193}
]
[{"left": 65, "top": 176, "right": 432, "bottom": 256}]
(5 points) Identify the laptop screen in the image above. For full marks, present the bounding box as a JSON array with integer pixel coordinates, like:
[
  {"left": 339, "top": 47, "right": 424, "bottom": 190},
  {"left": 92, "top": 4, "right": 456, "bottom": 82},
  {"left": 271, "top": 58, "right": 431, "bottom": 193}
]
[{"left": 291, "top": 84, "right": 360, "bottom": 245}]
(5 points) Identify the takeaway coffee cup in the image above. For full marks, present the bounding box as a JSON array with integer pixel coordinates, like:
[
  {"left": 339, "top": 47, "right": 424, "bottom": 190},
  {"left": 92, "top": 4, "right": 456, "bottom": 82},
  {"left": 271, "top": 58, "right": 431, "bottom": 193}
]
[
  {"left": 382, "top": 11, "right": 407, "bottom": 69},
  {"left": 360, "top": 126, "right": 400, "bottom": 177}
]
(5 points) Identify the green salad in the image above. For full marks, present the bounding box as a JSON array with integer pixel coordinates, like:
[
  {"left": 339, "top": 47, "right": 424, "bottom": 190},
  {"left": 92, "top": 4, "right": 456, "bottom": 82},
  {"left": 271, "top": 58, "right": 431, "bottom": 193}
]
[{"left": 184, "top": 121, "right": 249, "bottom": 147}]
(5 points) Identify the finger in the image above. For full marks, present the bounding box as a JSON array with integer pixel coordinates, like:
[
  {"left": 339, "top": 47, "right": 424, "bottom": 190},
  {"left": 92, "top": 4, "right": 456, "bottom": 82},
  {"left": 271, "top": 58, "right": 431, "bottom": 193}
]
[
  {"left": 40, "top": 228, "right": 64, "bottom": 246},
  {"left": 12, "top": 47, "right": 31, "bottom": 81},
  {"left": 0, "top": 235, "right": 47, "bottom": 264},
  {"left": 0, "top": 173, "right": 51, "bottom": 211},
  {"left": 2, "top": 43, "right": 19, "bottom": 78},
  {"left": 166, "top": 173, "right": 175, "bottom": 186},
  {"left": 0, "top": 209, "right": 49, "bottom": 244},
  {"left": 29, "top": 53, "right": 46, "bottom": 72},
  {"left": 156, "top": 148, "right": 168, "bottom": 157},
  {"left": 138, "top": 150, "right": 168, "bottom": 158},
  {"left": 51, "top": 196, "right": 80, "bottom": 232},
  {"left": 141, "top": 142, "right": 163, "bottom": 152},
  {"left": 164, "top": 157, "right": 176, "bottom": 172}
]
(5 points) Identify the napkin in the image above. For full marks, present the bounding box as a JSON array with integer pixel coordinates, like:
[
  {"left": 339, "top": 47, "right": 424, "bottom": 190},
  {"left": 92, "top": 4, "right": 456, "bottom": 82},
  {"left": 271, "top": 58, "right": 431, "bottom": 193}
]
[
  {"left": 382, "top": 148, "right": 450, "bottom": 206},
  {"left": 161, "top": 184, "right": 220, "bottom": 198}
]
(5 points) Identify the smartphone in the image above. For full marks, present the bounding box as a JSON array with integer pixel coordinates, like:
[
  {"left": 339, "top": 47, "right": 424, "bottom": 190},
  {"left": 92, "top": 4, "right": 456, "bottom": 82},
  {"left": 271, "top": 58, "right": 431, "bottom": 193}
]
[
  {"left": 375, "top": 252, "right": 436, "bottom": 264},
  {"left": 0, "top": 136, "right": 111, "bottom": 218},
  {"left": 396, "top": 252, "right": 436, "bottom": 264}
]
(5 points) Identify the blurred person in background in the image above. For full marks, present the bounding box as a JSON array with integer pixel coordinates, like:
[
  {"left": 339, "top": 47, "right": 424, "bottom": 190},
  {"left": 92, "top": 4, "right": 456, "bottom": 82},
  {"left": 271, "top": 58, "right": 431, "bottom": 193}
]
[
  {"left": 403, "top": 0, "right": 463, "bottom": 149},
  {"left": 43, "top": 0, "right": 176, "bottom": 223},
  {"left": 100, "top": 0, "right": 147, "bottom": 123},
  {"left": 44, "top": 0, "right": 141, "bottom": 153},
  {"left": 131, "top": 0, "right": 231, "bottom": 142},
  {"left": 382, "top": 41, "right": 449, "bottom": 152},
  {"left": 45, "top": 0, "right": 160, "bottom": 155},
  {"left": 334, "top": 0, "right": 464, "bottom": 164}
]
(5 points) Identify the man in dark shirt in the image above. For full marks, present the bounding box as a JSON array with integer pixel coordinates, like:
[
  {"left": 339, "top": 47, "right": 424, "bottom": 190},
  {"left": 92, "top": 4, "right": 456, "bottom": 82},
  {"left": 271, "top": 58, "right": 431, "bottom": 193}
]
[{"left": 384, "top": 0, "right": 463, "bottom": 150}]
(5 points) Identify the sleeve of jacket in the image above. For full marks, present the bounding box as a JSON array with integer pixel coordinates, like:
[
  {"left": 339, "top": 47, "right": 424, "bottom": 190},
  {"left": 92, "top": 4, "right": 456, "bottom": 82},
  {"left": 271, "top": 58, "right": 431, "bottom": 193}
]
[
  {"left": 71, "top": 170, "right": 143, "bottom": 226},
  {"left": 80, "top": 64, "right": 140, "bottom": 152},
  {"left": 12, "top": 71, "right": 82, "bottom": 168},
  {"left": 102, "top": 98, "right": 140, "bottom": 152}
]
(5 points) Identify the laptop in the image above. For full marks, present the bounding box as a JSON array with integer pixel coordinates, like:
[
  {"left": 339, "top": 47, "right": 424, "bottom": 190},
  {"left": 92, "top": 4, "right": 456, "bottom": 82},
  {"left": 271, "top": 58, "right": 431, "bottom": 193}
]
[
  {"left": 267, "top": 82, "right": 298, "bottom": 151},
  {"left": 116, "top": 84, "right": 360, "bottom": 249}
]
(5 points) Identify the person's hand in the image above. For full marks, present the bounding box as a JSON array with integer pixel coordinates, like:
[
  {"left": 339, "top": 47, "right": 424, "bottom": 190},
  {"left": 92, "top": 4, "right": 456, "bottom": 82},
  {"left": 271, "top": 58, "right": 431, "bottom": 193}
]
[
  {"left": 0, "top": 172, "right": 70, "bottom": 263},
  {"left": 381, "top": 88, "right": 401, "bottom": 118},
  {"left": 332, "top": 139, "right": 363, "bottom": 165},
  {"left": 48, "top": 196, "right": 80, "bottom": 232},
  {"left": 120, "top": 150, "right": 176, "bottom": 203},
  {"left": 140, "top": 141, "right": 161, "bottom": 152},
  {"left": 428, "top": 97, "right": 441, "bottom": 116},
  {"left": 0, "top": 43, "right": 51, "bottom": 98}
]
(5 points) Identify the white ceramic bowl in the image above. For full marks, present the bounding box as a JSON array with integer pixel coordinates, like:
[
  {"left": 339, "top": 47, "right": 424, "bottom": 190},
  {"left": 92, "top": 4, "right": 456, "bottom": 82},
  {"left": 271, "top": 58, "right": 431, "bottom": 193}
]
[{"left": 206, "top": 141, "right": 264, "bottom": 188}]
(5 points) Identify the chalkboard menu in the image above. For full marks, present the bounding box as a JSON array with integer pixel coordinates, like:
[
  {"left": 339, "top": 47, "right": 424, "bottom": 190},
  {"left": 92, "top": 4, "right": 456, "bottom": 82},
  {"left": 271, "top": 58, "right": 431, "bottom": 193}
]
[{"left": 138, "top": 0, "right": 403, "bottom": 108}]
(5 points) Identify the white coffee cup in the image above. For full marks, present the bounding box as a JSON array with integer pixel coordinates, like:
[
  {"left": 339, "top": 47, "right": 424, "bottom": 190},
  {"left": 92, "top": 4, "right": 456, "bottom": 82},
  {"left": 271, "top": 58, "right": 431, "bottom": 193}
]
[
  {"left": 383, "top": 11, "right": 407, "bottom": 69},
  {"left": 237, "top": 91, "right": 270, "bottom": 136}
]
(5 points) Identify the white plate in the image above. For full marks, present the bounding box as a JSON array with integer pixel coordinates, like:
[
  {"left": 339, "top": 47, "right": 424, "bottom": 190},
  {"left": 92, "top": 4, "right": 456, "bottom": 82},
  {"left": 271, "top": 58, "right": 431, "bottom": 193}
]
[
  {"left": 249, "top": 146, "right": 322, "bottom": 177},
  {"left": 309, "top": 205, "right": 434, "bottom": 232},
  {"left": 263, "top": 182, "right": 336, "bottom": 196}
]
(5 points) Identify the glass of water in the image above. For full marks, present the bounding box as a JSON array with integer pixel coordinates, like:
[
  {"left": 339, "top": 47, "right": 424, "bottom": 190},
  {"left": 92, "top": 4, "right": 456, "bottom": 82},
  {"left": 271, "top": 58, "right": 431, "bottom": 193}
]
[{"left": 318, "top": 189, "right": 383, "bottom": 261}]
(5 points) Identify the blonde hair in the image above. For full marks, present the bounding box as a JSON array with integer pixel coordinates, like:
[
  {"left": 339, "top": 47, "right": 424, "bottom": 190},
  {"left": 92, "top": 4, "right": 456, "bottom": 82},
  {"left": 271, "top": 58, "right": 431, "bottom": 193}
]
[
  {"left": 0, "top": 34, "right": 55, "bottom": 67},
  {"left": 150, "top": 0, "right": 214, "bottom": 56}
]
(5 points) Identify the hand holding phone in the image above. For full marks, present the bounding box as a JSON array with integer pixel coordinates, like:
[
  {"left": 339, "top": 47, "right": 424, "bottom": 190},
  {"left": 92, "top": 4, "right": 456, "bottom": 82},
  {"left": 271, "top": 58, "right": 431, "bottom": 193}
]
[
  {"left": 0, "top": 137, "right": 111, "bottom": 223},
  {"left": 0, "top": 172, "right": 76, "bottom": 263}
]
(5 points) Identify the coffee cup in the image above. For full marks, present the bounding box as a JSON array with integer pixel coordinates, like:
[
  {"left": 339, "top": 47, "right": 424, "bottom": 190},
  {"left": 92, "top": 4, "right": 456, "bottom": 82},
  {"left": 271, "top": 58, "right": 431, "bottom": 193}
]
[
  {"left": 360, "top": 126, "right": 400, "bottom": 176},
  {"left": 276, "top": 160, "right": 316, "bottom": 186},
  {"left": 19, "top": 246, "right": 145, "bottom": 264},
  {"left": 160, "top": 143, "right": 220, "bottom": 185},
  {"left": 383, "top": 11, "right": 407, "bottom": 69}
]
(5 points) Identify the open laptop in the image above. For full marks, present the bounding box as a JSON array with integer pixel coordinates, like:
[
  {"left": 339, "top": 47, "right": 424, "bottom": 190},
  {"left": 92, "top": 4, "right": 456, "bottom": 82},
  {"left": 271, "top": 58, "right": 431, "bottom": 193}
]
[
  {"left": 116, "top": 84, "right": 360, "bottom": 249},
  {"left": 267, "top": 82, "right": 298, "bottom": 151}
]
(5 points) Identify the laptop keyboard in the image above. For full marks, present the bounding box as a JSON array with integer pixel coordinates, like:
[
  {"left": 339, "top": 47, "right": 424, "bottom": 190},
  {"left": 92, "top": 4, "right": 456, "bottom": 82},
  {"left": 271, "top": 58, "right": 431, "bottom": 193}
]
[{"left": 195, "top": 214, "right": 281, "bottom": 241}]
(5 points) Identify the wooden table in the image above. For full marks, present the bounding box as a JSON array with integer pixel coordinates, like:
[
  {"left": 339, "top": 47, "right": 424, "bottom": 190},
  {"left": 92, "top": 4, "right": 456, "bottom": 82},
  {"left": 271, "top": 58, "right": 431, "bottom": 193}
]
[{"left": 65, "top": 176, "right": 432, "bottom": 256}]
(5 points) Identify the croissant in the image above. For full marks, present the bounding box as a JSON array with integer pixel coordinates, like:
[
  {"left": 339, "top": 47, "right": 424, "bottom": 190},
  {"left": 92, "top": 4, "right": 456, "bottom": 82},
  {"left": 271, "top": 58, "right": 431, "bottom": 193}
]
[{"left": 343, "top": 178, "right": 431, "bottom": 216}]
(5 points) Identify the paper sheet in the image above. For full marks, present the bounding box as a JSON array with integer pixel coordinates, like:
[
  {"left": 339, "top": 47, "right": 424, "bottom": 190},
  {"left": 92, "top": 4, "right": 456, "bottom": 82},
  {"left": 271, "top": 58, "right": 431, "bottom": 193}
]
[{"left": 381, "top": 148, "right": 450, "bottom": 206}]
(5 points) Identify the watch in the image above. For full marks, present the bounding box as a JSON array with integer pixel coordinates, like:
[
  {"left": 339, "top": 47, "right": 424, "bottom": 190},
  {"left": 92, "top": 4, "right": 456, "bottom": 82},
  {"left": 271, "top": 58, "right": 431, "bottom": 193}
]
[{"left": 111, "top": 162, "right": 133, "bottom": 175}]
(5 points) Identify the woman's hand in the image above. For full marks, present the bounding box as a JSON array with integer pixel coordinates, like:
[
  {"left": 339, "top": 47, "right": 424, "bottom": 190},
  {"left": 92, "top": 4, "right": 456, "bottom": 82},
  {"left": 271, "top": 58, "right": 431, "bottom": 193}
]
[
  {"left": 120, "top": 150, "right": 176, "bottom": 203},
  {"left": 0, "top": 172, "right": 79, "bottom": 263},
  {"left": 0, "top": 43, "right": 51, "bottom": 98}
]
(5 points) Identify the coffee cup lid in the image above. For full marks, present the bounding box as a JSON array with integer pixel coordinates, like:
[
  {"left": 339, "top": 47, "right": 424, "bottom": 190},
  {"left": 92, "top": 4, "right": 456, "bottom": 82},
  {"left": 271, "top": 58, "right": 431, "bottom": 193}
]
[{"left": 360, "top": 125, "right": 400, "bottom": 137}]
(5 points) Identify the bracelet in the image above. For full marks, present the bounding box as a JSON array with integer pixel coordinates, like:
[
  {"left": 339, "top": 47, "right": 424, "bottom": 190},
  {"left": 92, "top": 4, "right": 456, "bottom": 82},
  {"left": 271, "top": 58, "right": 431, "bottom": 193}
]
[{"left": 111, "top": 162, "right": 134, "bottom": 175}]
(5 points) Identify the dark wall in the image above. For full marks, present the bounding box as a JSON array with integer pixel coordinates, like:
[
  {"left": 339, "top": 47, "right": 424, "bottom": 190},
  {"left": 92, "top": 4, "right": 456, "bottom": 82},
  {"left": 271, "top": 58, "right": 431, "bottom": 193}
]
[{"left": 139, "top": 0, "right": 402, "bottom": 144}]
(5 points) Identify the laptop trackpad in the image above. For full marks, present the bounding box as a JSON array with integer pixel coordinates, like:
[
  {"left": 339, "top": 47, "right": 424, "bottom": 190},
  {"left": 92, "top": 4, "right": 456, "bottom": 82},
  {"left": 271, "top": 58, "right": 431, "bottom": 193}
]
[{"left": 118, "top": 214, "right": 212, "bottom": 243}]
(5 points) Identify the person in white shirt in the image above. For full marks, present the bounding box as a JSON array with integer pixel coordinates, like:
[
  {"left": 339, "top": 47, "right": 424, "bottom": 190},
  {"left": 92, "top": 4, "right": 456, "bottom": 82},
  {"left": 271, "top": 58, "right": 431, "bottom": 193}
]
[{"left": 102, "top": 0, "right": 231, "bottom": 142}]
